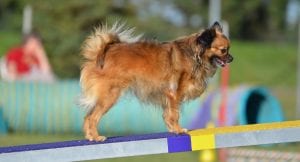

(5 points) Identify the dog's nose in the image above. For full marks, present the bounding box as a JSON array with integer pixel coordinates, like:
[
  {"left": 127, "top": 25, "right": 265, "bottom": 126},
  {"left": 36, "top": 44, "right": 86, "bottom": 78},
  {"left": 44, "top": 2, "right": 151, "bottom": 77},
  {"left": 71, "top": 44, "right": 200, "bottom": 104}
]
[{"left": 226, "top": 54, "right": 233, "bottom": 63}]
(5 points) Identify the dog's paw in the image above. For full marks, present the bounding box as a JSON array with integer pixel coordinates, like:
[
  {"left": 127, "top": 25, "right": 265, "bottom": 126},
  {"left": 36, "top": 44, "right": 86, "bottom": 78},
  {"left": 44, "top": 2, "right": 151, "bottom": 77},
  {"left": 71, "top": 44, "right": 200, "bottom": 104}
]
[
  {"left": 86, "top": 135, "right": 107, "bottom": 142},
  {"left": 94, "top": 136, "right": 107, "bottom": 142},
  {"left": 181, "top": 128, "right": 188, "bottom": 133},
  {"left": 85, "top": 134, "right": 92, "bottom": 141},
  {"left": 172, "top": 128, "right": 188, "bottom": 134}
]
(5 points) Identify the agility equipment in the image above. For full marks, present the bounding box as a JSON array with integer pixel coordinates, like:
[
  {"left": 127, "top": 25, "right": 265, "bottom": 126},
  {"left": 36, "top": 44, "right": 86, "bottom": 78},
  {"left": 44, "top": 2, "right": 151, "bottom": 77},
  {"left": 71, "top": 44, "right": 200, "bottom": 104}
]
[
  {"left": 0, "top": 120, "right": 299, "bottom": 161},
  {"left": 0, "top": 81, "right": 284, "bottom": 134},
  {"left": 189, "top": 86, "right": 284, "bottom": 128},
  {"left": 0, "top": 108, "right": 6, "bottom": 134}
]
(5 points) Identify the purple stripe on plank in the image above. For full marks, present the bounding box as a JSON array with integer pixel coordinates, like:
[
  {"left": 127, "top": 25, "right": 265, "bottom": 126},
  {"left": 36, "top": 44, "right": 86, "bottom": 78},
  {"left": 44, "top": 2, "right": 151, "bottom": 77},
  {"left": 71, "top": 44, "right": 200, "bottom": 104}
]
[
  {"left": 167, "top": 134, "right": 191, "bottom": 153},
  {"left": 0, "top": 132, "right": 176, "bottom": 154}
]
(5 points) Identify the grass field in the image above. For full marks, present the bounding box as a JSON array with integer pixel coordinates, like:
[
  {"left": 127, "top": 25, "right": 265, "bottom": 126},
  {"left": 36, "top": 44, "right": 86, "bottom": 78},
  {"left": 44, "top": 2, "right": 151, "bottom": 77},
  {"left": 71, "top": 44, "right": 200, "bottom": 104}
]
[
  {"left": 230, "top": 41, "right": 297, "bottom": 87},
  {"left": 0, "top": 31, "right": 20, "bottom": 57},
  {"left": 0, "top": 31, "right": 299, "bottom": 161}
]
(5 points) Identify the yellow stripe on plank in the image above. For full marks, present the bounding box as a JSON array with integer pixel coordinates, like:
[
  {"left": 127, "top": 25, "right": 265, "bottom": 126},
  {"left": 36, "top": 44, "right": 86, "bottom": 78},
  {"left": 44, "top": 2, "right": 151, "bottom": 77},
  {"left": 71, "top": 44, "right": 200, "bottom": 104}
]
[
  {"left": 188, "top": 120, "right": 300, "bottom": 136},
  {"left": 187, "top": 120, "right": 300, "bottom": 150},
  {"left": 189, "top": 134, "right": 215, "bottom": 150}
]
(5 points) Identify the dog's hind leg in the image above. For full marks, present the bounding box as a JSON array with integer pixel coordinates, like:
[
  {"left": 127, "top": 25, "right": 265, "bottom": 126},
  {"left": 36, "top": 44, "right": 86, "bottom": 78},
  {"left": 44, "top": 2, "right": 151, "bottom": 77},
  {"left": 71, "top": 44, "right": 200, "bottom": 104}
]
[
  {"left": 83, "top": 85, "right": 121, "bottom": 141},
  {"left": 162, "top": 90, "right": 187, "bottom": 134}
]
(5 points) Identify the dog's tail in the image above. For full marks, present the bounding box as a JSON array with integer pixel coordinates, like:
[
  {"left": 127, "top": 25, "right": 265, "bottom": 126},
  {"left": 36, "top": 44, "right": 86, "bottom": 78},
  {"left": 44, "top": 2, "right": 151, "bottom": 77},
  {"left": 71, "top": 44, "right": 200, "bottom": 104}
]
[
  {"left": 81, "top": 21, "right": 142, "bottom": 67},
  {"left": 79, "top": 22, "right": 142, "bottom": 112}
]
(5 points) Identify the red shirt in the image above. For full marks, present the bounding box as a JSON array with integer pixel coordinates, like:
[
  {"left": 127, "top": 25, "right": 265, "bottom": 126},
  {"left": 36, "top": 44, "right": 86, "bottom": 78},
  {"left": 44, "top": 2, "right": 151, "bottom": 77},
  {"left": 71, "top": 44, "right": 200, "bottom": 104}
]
[{"left": 6, "top": 46, "right": 40, "bottom": 75}]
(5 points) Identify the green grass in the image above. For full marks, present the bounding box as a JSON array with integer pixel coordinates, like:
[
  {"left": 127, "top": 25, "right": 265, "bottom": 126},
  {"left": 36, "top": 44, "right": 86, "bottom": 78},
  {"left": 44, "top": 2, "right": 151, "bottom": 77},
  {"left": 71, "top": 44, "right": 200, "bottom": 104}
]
[
  {"left": 0, "top": 31, "right": 20, "bottom": 57},
  {"left": 0, "top": 133, "right": 82, "bottom": 146},
  {"left": 230, "top": 41, "right": 297, "bottom": 87}
]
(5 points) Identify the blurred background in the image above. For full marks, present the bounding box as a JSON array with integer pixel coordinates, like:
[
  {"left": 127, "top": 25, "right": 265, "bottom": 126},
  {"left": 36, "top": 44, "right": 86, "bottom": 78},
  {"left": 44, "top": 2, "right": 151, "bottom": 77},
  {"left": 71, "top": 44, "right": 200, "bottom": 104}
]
[{"left": 0, "top": 0, "right": 299, "bottom": 162}]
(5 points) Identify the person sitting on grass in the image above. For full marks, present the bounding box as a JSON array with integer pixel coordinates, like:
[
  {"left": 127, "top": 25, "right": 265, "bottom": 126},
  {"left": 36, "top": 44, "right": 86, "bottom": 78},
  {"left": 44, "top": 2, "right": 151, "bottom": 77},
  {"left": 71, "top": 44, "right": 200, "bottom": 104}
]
[{"left": 3, "top": 32, "right": 55, "bottom": 82}]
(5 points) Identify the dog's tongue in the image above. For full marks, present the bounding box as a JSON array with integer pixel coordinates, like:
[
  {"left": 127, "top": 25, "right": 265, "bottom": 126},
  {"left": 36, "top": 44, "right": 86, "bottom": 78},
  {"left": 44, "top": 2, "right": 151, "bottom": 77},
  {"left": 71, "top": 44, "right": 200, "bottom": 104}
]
[{"left": 216, "top": 58, "right": 226, "bottom": 67}]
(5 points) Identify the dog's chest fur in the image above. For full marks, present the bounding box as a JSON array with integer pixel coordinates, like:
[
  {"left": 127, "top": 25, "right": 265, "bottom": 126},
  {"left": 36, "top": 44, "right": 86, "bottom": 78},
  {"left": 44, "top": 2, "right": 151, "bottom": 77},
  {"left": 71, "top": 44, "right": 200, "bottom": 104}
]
[
  {"left": 179, "top": 62, "right": 217, "bottom": 101},
  {"left": 130, "top": 44, "right": 217, "bottom": 106}
]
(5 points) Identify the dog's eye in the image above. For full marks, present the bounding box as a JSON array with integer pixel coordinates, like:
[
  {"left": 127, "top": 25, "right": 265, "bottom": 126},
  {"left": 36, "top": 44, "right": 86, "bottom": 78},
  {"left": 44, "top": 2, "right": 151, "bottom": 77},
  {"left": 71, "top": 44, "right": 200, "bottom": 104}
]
[{"left": 220, "top": 48, "right": 227, "bottom": 54}]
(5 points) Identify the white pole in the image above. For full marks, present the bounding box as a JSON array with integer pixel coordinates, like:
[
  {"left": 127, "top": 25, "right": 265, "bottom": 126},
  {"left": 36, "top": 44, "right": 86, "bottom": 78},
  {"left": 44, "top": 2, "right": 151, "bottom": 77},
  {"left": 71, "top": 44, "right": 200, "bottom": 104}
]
[
  {"left": 209, "top": 0, "right": 221, "bottom": 25},
  {"left": 208, "top": 0, "right": 222, "bottom": 88},
  {"left": 22, "top": 5, "right": 32, "bottom": 35},
  {"left": 222, "top": 20, "right": 229, "bottom": 38}
]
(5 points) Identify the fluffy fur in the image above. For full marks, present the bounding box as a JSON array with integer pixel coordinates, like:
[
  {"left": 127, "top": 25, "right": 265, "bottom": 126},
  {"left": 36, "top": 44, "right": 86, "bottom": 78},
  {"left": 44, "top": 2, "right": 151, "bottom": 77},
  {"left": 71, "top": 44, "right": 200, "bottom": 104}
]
[{"left": 79, "top": 21, "right": 233, "bottom": 141}]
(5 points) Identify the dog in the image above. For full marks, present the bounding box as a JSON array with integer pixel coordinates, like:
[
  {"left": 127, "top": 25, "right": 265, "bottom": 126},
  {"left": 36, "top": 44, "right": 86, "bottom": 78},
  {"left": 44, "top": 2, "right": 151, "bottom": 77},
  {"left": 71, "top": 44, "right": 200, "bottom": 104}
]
[{"left": 79, "top": 21, "right": 233, "bottom": 141}]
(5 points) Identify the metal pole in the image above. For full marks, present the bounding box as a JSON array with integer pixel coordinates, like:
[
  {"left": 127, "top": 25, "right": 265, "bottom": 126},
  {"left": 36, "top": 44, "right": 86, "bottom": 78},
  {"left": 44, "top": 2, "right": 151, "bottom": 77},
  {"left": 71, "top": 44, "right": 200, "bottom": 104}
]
[
  {"left": 22, "top": 5, "right": 32, "bottom": 35},
  {"left": 209, "top": 0, "right": 221, "bottom": 25},
  {"left": 209, "top": 1, "right": 227, "bottom": 162},
  {"left": 208, "top": 0, "right": 222, "bottom": 88}
]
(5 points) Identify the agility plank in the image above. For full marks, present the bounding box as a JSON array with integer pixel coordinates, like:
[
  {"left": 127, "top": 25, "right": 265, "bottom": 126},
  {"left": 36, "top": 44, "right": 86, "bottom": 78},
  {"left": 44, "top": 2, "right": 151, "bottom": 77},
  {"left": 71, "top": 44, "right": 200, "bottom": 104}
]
[{"left": 0, "top": 120, "right": 299, "bottom": 162}]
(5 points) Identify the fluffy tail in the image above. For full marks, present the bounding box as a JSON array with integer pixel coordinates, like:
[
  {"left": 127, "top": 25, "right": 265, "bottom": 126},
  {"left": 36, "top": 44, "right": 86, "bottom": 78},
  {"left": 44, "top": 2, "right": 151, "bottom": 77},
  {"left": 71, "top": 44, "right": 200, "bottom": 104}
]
[
  {"left": 79, "top": 22, "right": 142, "bottom": 112},
  {"left": 81, "top": 22, "right": 142, "bottom": 67}
]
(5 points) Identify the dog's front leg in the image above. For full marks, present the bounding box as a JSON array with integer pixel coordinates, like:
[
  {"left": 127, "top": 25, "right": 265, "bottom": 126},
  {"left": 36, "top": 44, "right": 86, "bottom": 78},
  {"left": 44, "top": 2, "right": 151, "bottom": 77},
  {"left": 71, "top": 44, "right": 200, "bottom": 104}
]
[{"left": 163, "top": 89, "right": 187, "bottom": 134}]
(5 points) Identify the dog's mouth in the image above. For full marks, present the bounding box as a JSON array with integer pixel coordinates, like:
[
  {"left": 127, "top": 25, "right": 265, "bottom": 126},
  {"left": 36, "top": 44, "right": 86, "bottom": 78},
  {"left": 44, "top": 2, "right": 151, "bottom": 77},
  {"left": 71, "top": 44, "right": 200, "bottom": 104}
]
[{"left": 211, "top": 54, "right": 233, "bottom": 67}]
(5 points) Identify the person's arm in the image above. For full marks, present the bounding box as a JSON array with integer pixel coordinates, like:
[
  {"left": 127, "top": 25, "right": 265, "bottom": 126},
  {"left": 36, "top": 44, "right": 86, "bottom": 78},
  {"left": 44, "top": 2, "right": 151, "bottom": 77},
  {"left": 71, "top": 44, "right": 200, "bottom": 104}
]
[
  {"left": 6, "top": 61, "right": 18, "bottom": 80},
  {"left": 35, "top": 44, "right": 52, "bottom": 73},
  {"left": 25, "top": 38, "right": 53, "bottom": 74}
]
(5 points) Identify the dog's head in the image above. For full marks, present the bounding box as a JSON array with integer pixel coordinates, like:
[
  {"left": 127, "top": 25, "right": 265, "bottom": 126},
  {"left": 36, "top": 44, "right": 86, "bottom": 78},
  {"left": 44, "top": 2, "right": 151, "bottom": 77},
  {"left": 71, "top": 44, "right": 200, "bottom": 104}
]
[{"left": 196, "top": 22, "right": 233, "bottom": 67}]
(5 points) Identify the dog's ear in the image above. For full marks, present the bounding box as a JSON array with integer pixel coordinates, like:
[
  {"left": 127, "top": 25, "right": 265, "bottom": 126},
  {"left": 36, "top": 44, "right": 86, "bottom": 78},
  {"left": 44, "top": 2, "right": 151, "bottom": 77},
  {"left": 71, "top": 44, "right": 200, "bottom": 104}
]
[
  {"left": 211, "top": 21, "right": 222, "bottom": 32},
  {"left": 197, "top": 28, "right": 216, "bottom": 48}
]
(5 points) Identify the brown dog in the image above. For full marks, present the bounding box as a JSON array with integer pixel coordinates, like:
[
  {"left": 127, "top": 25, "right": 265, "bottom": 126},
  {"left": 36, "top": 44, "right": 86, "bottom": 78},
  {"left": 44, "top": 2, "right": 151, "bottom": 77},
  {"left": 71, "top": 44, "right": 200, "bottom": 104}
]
[{"left": 79, "top": 21, "right": 233, "bottom": 141}]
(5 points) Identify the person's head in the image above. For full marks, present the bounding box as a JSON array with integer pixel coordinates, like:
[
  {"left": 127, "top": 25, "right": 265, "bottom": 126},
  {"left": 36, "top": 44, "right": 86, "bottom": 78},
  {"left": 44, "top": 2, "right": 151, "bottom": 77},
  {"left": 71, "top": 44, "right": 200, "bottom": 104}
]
[
  {"left": 22, "top": 32, "right": 43, "bottom": 55},
  {"left": 23, "top": 31, "right": 42, "bottom": 44}
]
